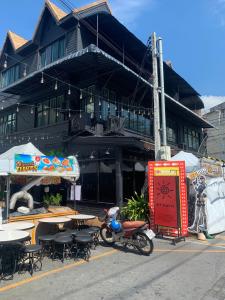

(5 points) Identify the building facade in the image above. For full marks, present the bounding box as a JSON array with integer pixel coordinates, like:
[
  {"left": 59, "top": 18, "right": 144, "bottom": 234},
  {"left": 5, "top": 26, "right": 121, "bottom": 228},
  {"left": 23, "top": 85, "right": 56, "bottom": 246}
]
[
  {"left": 204, "top": 102, "right": 225, "bottom": 160},
  {"left": 0, "top": 0, "right": 212, "bottom": 208}
]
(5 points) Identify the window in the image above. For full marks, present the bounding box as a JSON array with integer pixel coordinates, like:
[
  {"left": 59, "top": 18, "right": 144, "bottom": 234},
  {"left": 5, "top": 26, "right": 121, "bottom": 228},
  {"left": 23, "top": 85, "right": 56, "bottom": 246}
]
[
  {"left": 1, "top": 64, "right": 20, "bottom": 88},
  {"left": 39, "top": 37, "right": 65, "bottom": 68},
  {"left": 167, "top": 121, "right": 177, "bottom": 143},
  {"left": 0, "top": 113, "right": 16, "bottom": 135},
  {"left": 184, "top": 126, "right": 200, "bottom": 150},
  {"left": 36, "top": 95, "right": 65, "bottom": 127},
  {"left": 83, "top": 86, "right": 95, "bottom": 117}
]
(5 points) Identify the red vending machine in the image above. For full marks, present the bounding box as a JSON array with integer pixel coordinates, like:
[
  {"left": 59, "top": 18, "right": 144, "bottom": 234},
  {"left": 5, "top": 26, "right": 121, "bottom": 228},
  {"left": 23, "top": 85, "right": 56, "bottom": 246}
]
[{"left": 148, "top": 161, "right": 188, "bottom": 244}]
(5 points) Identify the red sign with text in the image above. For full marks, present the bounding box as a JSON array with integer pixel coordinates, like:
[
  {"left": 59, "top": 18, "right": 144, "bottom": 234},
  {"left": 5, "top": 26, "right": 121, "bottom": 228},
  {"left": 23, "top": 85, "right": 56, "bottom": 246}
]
[
  {"left": 154, "top": 176, "right": 178, "bottom": 228},
  {"left": 148, "top": 161, "right": 188, "bottom": 237}
]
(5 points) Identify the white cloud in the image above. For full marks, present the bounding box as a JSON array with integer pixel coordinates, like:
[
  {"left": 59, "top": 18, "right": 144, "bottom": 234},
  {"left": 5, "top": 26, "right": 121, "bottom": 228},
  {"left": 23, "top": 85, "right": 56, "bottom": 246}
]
[
  {"left": 110, "top": 0, "right": 153, "bottom": 27},
  {"left": 201, "top": 95, "right": 225, "bottom": 112}
]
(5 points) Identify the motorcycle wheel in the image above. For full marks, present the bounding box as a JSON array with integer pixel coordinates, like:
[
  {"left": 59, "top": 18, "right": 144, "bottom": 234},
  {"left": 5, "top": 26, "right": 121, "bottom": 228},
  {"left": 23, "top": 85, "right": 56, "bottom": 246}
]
[
  {"left": 135, "top": 232, "right": 154, "bottom": 256},
  {"left": 100, "top": 227, "right": 115, "bottom": 245}
]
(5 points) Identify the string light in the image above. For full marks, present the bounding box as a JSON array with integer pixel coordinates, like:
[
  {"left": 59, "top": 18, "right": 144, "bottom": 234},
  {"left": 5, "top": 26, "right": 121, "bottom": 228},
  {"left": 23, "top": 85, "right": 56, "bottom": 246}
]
[
  {"left": 3, "top": 54, "right": 7, "bottom": 68},
  {"left": 30, "top": 107, "right": 34, "bottom": 114},
  {"left": 23, "top": 66, "right": 27, "bottom": 77},
  {"left": 56, "top": 109, "right": 59, "bottom": 117},
  {"left": 40, "top": 72, "right": 44, "bottom": 84},
  {"left": 54, "top": 81, "right": 58, "bottom": 90},
  {"left": 79, "top": 110, "right": 82, "bottom": 118},
  {"left": 68, "top": 109, "right": 71, "bottom": 118},
  {"left": 16, "top": 104, "right": 19, "bottom": 113},
  {"left": 80, "top": 90, "right": 83, "bottom": 100},
  {"left": 68, "top": 85, "right": 71, "bottom": 95}
]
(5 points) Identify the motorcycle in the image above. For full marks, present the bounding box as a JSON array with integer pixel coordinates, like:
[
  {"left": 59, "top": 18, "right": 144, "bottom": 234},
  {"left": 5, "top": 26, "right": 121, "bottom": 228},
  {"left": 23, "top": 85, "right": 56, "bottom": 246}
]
[{"left": 100, "top": 207, "right": 155, "bottom": 256}]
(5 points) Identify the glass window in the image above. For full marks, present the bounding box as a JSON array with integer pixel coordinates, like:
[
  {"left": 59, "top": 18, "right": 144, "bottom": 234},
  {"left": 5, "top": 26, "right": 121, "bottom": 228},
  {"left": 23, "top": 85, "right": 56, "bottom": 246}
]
[
  {"left": 36, "top": 95, "right": 65, "bottom": 127},
  {"left": 1, "top": 64, "right": 20, "bottom": 88},
  {"left": 0, "top": 113, "right": 16, "bottom": 134},
  {"left": 39, "top": 37, "right": 65, "bottom": 68}
]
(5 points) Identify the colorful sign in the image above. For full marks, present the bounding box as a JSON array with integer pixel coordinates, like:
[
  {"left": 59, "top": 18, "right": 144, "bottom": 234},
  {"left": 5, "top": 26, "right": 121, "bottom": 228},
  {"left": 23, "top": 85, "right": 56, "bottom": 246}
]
[
  {"left": 13, "top": 154, "right": 79, "bottom": 178},
  {"left": 148, "top": 161, "right": 188, "bottom": 237}
]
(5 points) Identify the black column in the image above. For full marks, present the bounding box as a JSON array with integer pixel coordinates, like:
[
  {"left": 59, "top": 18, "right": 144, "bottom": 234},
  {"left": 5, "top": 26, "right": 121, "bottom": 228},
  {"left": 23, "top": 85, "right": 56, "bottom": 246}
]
[{"left": 115, "top": 148, "right": 123, "bottom": 207}]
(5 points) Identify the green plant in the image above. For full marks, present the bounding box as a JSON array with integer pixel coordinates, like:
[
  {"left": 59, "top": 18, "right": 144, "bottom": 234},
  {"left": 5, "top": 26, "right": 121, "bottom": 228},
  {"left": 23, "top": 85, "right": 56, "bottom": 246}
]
[
  {"left": 121, "top": 192, "right": 149, "bottom": 221},
  {"left": 46, "top": 149, "right": 64, "bottom": 157},
  {"left": 43, "top": 193, "right": 62, "bottom": 207}
]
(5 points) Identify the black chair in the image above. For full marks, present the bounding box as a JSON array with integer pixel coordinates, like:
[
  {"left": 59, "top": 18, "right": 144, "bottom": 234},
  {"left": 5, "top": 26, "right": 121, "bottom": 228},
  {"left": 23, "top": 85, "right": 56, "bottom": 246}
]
[
  {"left": 19, "top": 244, "right": 43, "bottom": 276},
  {"left": 73, "top": 235, "right": 93, "bottom": 261},
  {"left": 53, "top": 236, "right": 73, "bottom": 262},
  {"left": 38, "top": 234, "right": 56, "bottom": 257},
  {"left": 0, "top": 243, "right": 24, "bottom": 280}
]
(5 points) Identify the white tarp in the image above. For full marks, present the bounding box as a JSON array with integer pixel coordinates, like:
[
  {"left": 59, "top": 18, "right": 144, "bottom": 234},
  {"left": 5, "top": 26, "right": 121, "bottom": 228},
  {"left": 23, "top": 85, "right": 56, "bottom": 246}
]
[
  {"left": 171, "top": 151, "right": 200, "bottom": 173},
  {"left": 0, "top": 143, "right": 44, "bottom": 174},
  {"left": 206, "top": 177, "right": 225, "bottom": 234}
]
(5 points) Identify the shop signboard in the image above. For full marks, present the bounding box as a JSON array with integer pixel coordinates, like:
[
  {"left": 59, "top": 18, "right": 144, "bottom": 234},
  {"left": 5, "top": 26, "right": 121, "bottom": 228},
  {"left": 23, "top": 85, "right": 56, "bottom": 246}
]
[
  {"left": 148, "top": 161, "right": 188, "bottom": 237},
  {"left": 13, "top": 154, "right": 80, "bottom": 178}
]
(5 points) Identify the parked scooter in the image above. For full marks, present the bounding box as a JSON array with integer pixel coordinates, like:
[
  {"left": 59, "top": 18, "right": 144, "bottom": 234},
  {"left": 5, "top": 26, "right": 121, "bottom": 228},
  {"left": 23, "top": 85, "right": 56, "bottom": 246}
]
[{"left": 100, "top": 207, "right": 155, "bottom": 255}]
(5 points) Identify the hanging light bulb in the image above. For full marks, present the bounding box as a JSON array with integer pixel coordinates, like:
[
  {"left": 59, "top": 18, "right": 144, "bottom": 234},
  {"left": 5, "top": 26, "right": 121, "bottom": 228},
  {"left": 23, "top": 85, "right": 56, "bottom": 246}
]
[
  {"left": 30, "top": 107, "right": 34, "bottom": 114},
  {"left": 99, "top": 100, "right": 101, "bottom": 106},
  {"left": 79, "top": 110, "right": 82, "bottom": 118},
  {"left": 80, "top": 90, "right": 83, "bottom": 100},
  {"left": 100, "top": 114, "right": 102, "bottom": 119},
  {"left": 40, "top": 72, "right": 44, "bottom": 84},
  {"left": 54, "top": 81, "right": 58, "bottom": 90},
  {"left": 105, "top": 148, "right": 110, "bottom": 155},
  {"left": 1, "top": 106, "right": 3, "bottom": 110},
  {"left": 56, "top": 109, "right": 59, "bottom": 117},
  {"left": 108, "top": 103, "right": 110, "bottom": 109},
  {"left": 23, "top": 66, "right": 27, "bottom": 77},
  {"left": 121, "top": 107, "right": 124, "bottom": 113},
  {"left": 68, "top": 85, "right": 71, "bottom": 95},
  {"left": 68, "top": 109, "right": 71, "bottom": 118},
  {"left": 16, "top": 105, "right": 19, "bottom": 113},
  {"left": 89, "top": 152, "right": 95, "bottom": 159},
  {"left": 90, "top": 95, "right": 93, "bottom": 103},
  {"left": 3, "top": 54, "right": 7, "bottom": 68}
]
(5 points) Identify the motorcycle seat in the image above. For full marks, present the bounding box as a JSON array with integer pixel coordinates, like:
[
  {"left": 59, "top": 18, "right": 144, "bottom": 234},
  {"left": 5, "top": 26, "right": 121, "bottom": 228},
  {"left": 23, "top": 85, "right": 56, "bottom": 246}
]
[{"left": 122, "top": 220, "right": 146, "bottom": 229}]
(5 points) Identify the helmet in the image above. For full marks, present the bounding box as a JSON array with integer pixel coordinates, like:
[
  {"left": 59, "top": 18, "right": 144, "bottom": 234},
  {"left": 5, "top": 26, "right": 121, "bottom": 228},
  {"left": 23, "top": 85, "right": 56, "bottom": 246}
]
[{"left": 110, "top": 219, "right": 122, "bottom": 232}]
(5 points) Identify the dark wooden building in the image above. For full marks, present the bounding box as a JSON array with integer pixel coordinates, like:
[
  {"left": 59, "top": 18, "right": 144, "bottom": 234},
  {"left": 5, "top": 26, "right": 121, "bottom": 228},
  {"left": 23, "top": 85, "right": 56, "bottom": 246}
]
[{"left": 0, "top": 0, "right": 212, "bottom": 208}]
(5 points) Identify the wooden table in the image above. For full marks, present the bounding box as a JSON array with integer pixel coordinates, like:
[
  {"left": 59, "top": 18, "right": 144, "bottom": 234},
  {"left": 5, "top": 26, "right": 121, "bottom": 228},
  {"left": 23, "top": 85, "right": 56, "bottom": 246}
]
[
  {"left": 0, "top": 222, "right": 35, "bottom": 231},
  {"left": 0, "top": 230, "right": 30, "bottom": 244}
]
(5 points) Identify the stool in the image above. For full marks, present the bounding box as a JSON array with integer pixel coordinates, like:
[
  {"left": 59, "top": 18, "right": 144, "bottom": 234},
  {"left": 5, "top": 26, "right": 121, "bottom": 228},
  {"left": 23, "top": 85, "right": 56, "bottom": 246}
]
[
  {"left": 74, "top": 235, "right": 93, "bottom": 261},
  {"left": 53, "top": 236, "right": 73, "bottom": 262},
  {"left": 19, "top": 244, "right": 43, "bottom": 276},
  {"left": 78, "top": 227, "right": 100, "bottom": 249},
  {"left": 38, "top": 235, "right": 55, "bottom": 257}
]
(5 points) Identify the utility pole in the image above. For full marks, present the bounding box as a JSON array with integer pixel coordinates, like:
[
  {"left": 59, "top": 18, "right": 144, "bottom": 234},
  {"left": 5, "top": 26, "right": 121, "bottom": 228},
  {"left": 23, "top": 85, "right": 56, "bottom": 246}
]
[
  {"left": 158, "top": 37, "right": 167, "bottom": 146},
  {"left": 152, "top": 32, "right": 161, "bottom": 160}
]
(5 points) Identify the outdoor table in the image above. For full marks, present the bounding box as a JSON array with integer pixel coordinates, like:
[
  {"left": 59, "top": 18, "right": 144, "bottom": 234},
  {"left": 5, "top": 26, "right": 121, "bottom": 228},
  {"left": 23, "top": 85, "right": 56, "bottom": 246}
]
[
  {"left": 0, "top": 221, "right": 35, "bottom": 231},
  {"left": 38, "top": 216, "right": 72, "bottom": 232},
  {"left": 0, "top": 230, "right": 30, "bottom": 244},
  {"left": 38, "top": 217, "right": 72, "bottom": 224},
  {"left": 67, "top": 214, "right": 96, "bottom": 229}
]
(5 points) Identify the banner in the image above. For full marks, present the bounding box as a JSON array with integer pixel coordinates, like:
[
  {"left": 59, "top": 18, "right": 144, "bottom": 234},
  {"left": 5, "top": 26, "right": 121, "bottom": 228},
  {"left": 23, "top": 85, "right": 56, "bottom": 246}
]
[
  {"left": 13, "top": 154, "right": 80, "bottom": 178},
  {"left": 154, "top": 176, "right": 178, "bottom": 227}
]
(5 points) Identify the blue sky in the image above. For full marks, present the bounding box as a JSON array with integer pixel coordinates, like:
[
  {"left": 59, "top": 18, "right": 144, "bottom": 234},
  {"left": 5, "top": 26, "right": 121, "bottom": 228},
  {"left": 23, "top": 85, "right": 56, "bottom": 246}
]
[{"left": 0, "top": 0, "right": 225, "bottom": 108}]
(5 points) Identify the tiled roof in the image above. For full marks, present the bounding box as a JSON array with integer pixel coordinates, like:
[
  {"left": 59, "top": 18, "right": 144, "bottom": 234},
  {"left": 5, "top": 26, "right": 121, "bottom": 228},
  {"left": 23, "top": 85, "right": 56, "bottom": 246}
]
[
  {"left": 8, "top": 31, "right": 28, "bottom": 50},
  {"left": 73, "top": 0, "right": 111, "bottom": 14},
  {"left": 46, "top": 0, "right": 67, "bottom": 21}
]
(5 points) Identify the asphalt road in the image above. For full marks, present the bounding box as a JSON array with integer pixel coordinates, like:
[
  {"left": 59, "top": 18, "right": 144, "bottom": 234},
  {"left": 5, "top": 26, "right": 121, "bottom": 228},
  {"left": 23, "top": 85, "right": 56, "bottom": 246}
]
[{"left": 2, "top": 237, "right": 225, "bottom": 300}]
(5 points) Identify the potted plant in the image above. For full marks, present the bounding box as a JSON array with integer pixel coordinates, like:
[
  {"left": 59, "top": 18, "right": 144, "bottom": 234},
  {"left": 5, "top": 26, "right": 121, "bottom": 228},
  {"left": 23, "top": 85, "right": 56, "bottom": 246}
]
[
  {"left": 43, "top": 193, "right": 62, "bottom": 208},
  {"left": 121, "top": 192, "right": 149, "bottom": 221}
]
